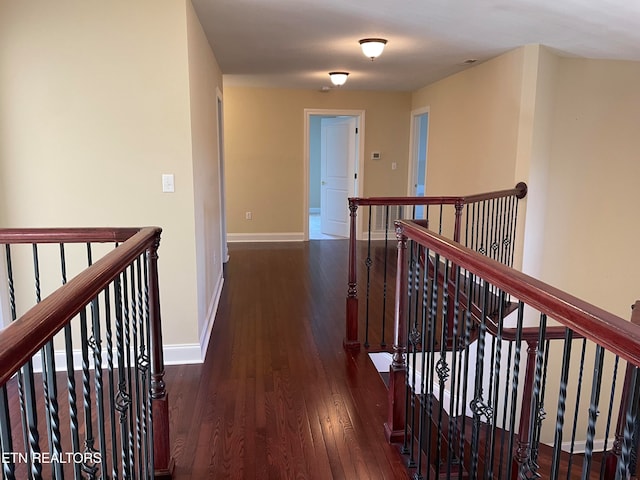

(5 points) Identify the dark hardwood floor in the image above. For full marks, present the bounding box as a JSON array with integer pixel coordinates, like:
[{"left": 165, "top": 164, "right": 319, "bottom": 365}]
[{"left": 165, "top": 240, "right": 410, "bottom": 479}]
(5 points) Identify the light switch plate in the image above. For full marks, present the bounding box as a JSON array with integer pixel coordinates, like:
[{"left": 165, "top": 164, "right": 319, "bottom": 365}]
[{"left": 162, "top": 174, "right": 175, "bottom": 193}]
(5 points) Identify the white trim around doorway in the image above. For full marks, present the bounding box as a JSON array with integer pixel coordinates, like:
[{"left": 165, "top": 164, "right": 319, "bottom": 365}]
[{"left": 303, "top": 109, "right": 366, "bottom": 241}]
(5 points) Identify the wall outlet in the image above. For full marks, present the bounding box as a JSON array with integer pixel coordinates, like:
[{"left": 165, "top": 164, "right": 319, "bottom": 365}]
[
  {"left": 391, "top": 162, "right": 397, "bottom": 170},
  {"left": 245, "top": 211, "right": 252, "bottom": 220}
]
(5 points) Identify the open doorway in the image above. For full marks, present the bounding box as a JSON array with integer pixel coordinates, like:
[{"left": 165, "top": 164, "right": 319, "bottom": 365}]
[
  {"left": 304, "top": 109, "right": 365, "bottom": 241},
  {"left": 408, "top": 107, "right": 430, "bottom": 218}
]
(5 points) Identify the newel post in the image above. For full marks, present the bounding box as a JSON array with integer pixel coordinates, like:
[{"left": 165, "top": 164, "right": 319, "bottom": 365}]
[
  {"left": 384, "top": 224, "right": 408, "bottom": 444},
  {"left": 148, "top": 232, "right": 174, "bottom": 478},
  {"left": 344, "top": 200, "right": 360, "bottom": 350},
  {"left": 512, "top": 340, "right": 539, "bottom": 479}
]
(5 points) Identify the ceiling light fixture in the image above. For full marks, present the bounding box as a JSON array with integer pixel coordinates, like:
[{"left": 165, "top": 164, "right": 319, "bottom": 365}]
[
  {"left": 329, "top": 71, "right": 349, "bottom": 86},
  {"left": 359, "top": 38, "right": 387, "bottom": 60}
]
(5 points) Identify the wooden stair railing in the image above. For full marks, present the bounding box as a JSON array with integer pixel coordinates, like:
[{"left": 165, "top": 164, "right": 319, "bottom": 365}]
[
  {"left": 386, "top": 220, "right": 640, "bottom": 479},
  {"left": 345, "top": 182, "right": 527, "bottom": 351},
  {"left": 0, "top": 227, "right": 173, "bottom": 479}
]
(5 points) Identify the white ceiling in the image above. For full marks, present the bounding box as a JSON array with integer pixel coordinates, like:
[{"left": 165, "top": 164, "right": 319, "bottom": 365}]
[{"left": 192, "top": 0, "right": 640, "bottom": 92}]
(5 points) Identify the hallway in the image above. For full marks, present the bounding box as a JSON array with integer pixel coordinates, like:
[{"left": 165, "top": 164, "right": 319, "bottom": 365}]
[{"left": 165, "top": 240, "right": 409, "bottom": 479}]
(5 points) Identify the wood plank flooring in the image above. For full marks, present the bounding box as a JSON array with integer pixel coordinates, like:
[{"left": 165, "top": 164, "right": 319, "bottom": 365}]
[{"left": 165, "top": 240, "right": 410, "bottom": 479}]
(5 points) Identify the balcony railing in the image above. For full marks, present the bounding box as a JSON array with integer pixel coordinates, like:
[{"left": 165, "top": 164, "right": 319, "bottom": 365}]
[
  {"left": 386, "top": 219, "right": 640, "bottom": 479},
  {"left": 345, "top": 183, "right": 528, "bottom": 350},
  {"left": 0, "top": 227, "right": 172, "bottom": 479}
]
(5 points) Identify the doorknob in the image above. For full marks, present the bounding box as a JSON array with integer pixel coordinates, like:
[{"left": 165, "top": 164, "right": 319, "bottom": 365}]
[{"left": 321, "top": 181, "right": 326, "bottom": 185}]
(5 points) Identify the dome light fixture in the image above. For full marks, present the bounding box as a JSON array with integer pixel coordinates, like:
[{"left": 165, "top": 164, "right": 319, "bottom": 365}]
[
  {"left": 359, "top": 38, "right": 387, "bottom": 60},
  {"left": 329, "top": 71, "right": 349, "bottom": 86}
]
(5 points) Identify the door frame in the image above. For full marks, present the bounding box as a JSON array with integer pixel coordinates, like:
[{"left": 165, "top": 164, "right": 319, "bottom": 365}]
[
  {"left": 216, "top": 88, "right": 229, "bottom": 263},
  {"left": 303, "top": 109, "right": 365, "bottom": 241},
  {"left": 407, "top": 106, "right": 430, "bottom": 195}
]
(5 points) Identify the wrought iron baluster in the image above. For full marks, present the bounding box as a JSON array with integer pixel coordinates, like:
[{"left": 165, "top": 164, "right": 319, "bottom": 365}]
[
  {"left": 550, "top": 328, "right": 573, "bottom": 479},
  {"left": 0, "top": 385, "right": 16, "bottom": 479},
  {"left": 618, "top": 366, "right": 640, "bottom": 480},
  {"left": 507, "top": 195, "right": 519, "bottom": 268},
  {"left": 90, "top": 293, "right": 108, "bottom": 478},
  {"left": 381, "top": 206, "right": 390, "bottom": 348},
  {"left": 565, "top": 338, "right": 587, "bottom": 480},
  {"left": 114, "top": 272, "right": 132, "bottom": 479},
  {"left": 525, "top": 313, "right": 547, "bottom": 478},
  {"left": 506, "top": 302, "right": 525, "bottom": 479},
  {"left": 78, "top": 306, "right": 98, "bottom": 479},
  {"left": 498, "top": 337, "right": 514, "bottom": 480},
  {"left": 123, "top": 267, "right": 136, "bottom": 476},
  {"left": 405, "top": 241, "right": 417, "bottom": 468},
  {"left": 415, "top": 244, "right": 431, "bottom": 478},
  {"left": 104, "top": 282, "right": 120, "bottom": 480},
  {"left": 141, "top": 254, "right": 153, "bottom": 478},
  {"left": 59, "top": 244, "right": 82, "bottom": 479},
  {"left": 447, "top": 264, "right": 462, "bottom": 480},
  {"left": 423, "top": 252, "right": 440, "bottom": 480},
  {"left": 364, "top": 208, "right": 372, "bottom": 348},
  {"left": 434, "top": 258, "right": 451, "bottom": 479},
  {"left": 581, "top": 344, "right": 606, "bottom": 477},
  {"left": 599, "top": 354, "right": 620, "bottom": 479},
  {"left": 486, "top": 291, "right": 507, "bottom": 478},
  {"left": 4, "top": 245, "right": 33, "bottom": 473},
  {"left": 32, "top": 243, "right": 64, "bottom": 478}
]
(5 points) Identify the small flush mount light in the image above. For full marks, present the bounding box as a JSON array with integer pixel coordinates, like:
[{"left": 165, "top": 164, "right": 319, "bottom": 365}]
[
  {"left": 329, "top": 71, "right": 349, "bottom": 86},
  {"left": 359, "top": 38, "right": 387, "bottom": 60}
]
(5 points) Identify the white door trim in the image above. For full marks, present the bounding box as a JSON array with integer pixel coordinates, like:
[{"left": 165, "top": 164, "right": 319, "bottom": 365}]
[
  {"left": 407, "top": 106, "right": 430, "bottom": 195},
  {"left": 304, "top": 109, "right": 365, "bottom": 241},
  {"left": 216, "top": 88, "right": 229, "bottom": 262}
]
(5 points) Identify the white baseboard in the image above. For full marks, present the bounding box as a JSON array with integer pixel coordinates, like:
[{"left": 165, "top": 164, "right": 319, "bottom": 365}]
[
  {"left": 556, "top": 438, "right": 616, "bottom": 454},
  {"left": 199, "top": 272, "right": 224, "bottom": 359},
  {"left": 227, "top": 232, "right": 304, "bottom": 242},
  {"left": 29, "top": 342, "right": 204, "bottom": 374}
]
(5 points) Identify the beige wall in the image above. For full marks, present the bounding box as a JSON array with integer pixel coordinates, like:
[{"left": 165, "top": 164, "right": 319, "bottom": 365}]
[
  {"left": 224, "top": 87, "right": 411, "bottom": 234},
  {"left": 185, "top": 0, "right": 225, "bottom": 350},
  {"left": 412, "top": 48, "right": 525, "bottom": 197},
  {"left": 538, "top": 58, "right": 640, "bottom": 318},
  {"left": 0, "top": 0, "right": 225, "bottom": 356}
]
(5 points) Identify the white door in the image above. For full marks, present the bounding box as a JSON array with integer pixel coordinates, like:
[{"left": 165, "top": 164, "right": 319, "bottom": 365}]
[{"left": 320, "top": 117, "right": 356, "bottom": 237}]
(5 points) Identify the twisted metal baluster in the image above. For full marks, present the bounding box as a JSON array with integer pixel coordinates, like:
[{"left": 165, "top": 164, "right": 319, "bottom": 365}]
[
  {"left": 142, "top": 254, "right": 154, "bottom": 478},
  {"left": 124, "top": 267, "right": 136, "bottom": 476},
  {"left": 381, "top": 206, "right": 390, "bottom": 347},
  {"left": 405, "top": 243, "right": 417, "bottom": 467},
  {"left": 486, "top": 292, "right": 507, "bottom": 478},
  {"left": 90, "top": 293, "right": 107, "bottom": 478},
  {"left": 581, "top": 345, "right": 606, "bottom": 478},
  {"left": 4, "top": 245, "right": 32, "bottom": 473},
  {"left": 618, "top": 366, "right": 640, "bottom": 480},
  {"left": 506, "top": 302, "right": 525, "bottom": 478},
  {"left": 364, "top": 208, "right": 372, "bottom": 348},
  {"left": 79, "top": 305, "right": 97, "bottom": 480},
  {"left": 60, "top": 244, "right": 82, "bottom": 478},
  {"left": 599, "top": 355, "right": 620, "bottom": 479},
  {"left": 114, "top": 272, "right": 132, "bottom": 479},
  {"left": 104, "top": 282, "right": 120, "bottom": 480},
  {"left": 0, "top": 384, "right": 16, "bottom": 479},
  {"left": 565, "top": 339, "right": 587, "bottom": 480},
  {"left": 33, "top": 244, "right": 64, "bottom": 478},
  {"left": 550, "top": 329, "right": 573, "bottom": 479}
]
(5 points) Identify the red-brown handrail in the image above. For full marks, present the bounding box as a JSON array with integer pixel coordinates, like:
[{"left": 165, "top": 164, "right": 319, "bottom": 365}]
[
  {"left": 388, "top": 220, "right": 640, "bottom": 476},
  {"left": 395, "top": 220, "right": 640, "bottom": 366},
  {"left": 345, "top": 182, "right": 528, "bottom": 350},
  {"left": 0, "top": 226, "right": 173, "bottom": 478}
]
